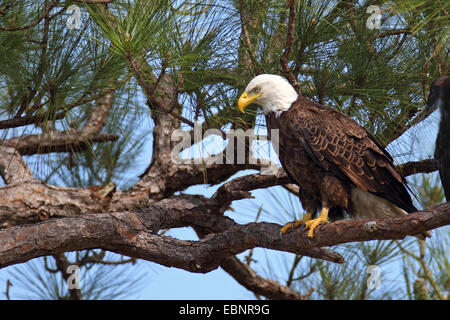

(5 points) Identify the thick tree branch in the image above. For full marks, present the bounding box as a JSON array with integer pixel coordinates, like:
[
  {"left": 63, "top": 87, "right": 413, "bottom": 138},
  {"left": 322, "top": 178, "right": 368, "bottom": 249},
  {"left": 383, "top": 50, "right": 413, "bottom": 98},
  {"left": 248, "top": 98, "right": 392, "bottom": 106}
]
[
  {"left": 0, "top": 181, "right": 113, "bottom": 228},
  {"left": 0, "top": 201, "right": 448, "bottom": 272},
  {"left": 127, "top": 55, "right": 194, "bottom": 127},
  {"left": 137, "top": 110, "right": 274, "bottom": 196},
  {"left": 0, "top": 155, "right": 438, "bottom": 229}
]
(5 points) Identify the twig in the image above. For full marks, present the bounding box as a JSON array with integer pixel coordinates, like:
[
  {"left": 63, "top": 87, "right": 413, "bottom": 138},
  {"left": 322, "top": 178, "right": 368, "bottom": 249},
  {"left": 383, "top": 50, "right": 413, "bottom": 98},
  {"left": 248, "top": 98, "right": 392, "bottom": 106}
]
[
  {"left": 0, "top": 0, "right": 58, "bottom": 31},
  {"left": 436, "top": 0, "right": 448, "bottom": 16},
  {"left": 244, "top": 206, "right": 263, "bottom": 267},
  {"left": 280, "top": 0, "right": 301, "bottom": 94},
  {"left": 418, "top": 241, "right": 447, "bottom": 300},
  {"left": 0, "top": 3, "right": 12, "bottom": 15},
  {"left": 4, "top": 280, "right": 12, "bottom": 300},
  {"left": 286, "top": 255, "right": 302, "bottom": 287},
  {"left": 239, "top": 0, "right": 259, "bottom": 74},
  {"left": 396, "top": 239, "right": 447, "bottom": 300},
  {"left": 395, "top": 240, "right": 419, "bottom": 260},
  {"left": 148, "top": 52, "right": 171, "bottom": 98},
  {"left": 73, "top": 0, "right": 114, "bottom": 3}
]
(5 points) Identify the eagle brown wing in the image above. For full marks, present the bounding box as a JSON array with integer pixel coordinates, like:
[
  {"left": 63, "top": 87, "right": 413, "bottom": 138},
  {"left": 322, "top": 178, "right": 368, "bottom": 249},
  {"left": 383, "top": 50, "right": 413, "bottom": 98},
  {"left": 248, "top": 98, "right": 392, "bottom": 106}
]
[{"left": 285, "top": 98, "right": 417, "bottom": 213}]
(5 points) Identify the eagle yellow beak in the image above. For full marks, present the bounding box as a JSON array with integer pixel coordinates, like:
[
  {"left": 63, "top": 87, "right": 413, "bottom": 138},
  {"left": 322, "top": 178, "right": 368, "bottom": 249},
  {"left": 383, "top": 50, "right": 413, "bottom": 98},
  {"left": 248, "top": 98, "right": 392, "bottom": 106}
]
[{"left": 238, "top": 91, "right": 261, "bottom": 113}]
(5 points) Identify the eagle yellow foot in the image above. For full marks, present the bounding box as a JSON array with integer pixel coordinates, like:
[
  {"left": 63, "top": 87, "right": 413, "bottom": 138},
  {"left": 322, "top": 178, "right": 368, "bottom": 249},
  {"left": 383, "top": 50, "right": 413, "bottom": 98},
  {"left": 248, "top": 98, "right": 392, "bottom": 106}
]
[
  {"left": 304, "top": 207, "right": 329, "bottom": 238},
  {"left": 280, "top": 213, "right": 313, "bottom": 235}
]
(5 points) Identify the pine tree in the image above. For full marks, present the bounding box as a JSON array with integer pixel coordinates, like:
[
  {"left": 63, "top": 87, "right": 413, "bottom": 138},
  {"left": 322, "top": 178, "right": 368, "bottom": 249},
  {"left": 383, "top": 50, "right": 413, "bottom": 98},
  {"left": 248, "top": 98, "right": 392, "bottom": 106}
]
[{"left": 0, "top": 0, "right": 448, "bottom": 300}]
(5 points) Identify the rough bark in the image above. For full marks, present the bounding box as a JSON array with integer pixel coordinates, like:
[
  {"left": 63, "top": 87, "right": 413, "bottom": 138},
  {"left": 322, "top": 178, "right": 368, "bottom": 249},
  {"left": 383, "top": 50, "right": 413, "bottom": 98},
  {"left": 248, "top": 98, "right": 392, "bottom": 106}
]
[
  {"left": 1, "top": 198, "right": 448, "bottom": 272},
  {"left": 0, "top": 146, "right": 35, "bottom": 184}
]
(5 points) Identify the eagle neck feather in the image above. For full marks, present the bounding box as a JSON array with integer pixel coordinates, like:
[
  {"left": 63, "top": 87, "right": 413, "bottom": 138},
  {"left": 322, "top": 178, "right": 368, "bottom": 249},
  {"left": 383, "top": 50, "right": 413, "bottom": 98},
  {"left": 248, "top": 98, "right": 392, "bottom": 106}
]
[{"left": 260, "top": 89, "right": 298, "bottom": 116}]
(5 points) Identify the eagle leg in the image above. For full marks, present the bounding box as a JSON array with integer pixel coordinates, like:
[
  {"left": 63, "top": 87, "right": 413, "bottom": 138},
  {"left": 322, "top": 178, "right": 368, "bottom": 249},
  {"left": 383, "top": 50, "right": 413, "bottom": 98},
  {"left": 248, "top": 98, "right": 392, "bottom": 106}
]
[
  {"left": 304, "top": 207, "right": 329, "bottom": 238},
  {"left": 280, "top": 212, "right": 313, "bottom": 235}
]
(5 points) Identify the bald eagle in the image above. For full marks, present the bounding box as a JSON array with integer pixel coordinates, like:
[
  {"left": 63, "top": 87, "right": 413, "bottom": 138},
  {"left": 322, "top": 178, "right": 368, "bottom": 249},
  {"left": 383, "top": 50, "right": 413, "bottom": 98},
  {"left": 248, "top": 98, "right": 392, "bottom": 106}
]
[
  {"left": 238, "top": 74, "right": 429, "bottom": 239},
  {"left": 427, "top": 75, "right": 450, "bottom": 201}
]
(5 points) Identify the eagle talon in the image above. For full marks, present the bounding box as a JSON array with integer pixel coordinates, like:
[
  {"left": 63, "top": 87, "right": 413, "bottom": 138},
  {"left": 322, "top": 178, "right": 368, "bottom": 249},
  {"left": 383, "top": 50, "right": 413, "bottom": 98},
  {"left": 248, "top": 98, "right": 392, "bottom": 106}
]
[
  {"left": 280, "top": 212, "right": 314, "bottom": 235},
  {"left": 280, "top": 221, "right": 296, "bottom": 235},
  {"left": 304, "top": 208, "right": 329, "bottom": 238}
]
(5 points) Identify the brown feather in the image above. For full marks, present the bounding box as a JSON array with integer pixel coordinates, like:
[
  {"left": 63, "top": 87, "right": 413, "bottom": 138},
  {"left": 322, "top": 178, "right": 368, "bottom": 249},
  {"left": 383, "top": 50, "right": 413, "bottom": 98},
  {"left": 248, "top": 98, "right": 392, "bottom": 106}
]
[{"left": 265, "top": 96, "right": 418, "bottom": 216}]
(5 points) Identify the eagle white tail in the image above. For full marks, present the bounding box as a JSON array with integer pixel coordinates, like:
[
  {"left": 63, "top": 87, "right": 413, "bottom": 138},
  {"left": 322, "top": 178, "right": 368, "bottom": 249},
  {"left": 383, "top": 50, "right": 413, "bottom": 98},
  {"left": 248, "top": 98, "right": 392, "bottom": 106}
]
[
  {"left": 351, "top": 187, "right": 408, "bottom": 219},
  {"left": 350, "top": 187, "right": 430, "bottom": 240}
]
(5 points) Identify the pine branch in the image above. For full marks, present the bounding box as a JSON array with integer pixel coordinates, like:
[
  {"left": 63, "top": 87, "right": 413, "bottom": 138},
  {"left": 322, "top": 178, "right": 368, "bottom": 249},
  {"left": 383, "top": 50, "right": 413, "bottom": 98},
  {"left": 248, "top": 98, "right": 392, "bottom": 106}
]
[
  {"left": 280, "top": 0, "right": 301, "bottom": 94},
  {"left": 0, "top": 113, "right": 65, "bottom": 130},
  {"left": 397, "top": 239, "right": 447, "bottom": 300},
  {"left": 1, "top": 87, "right": 118, "bottom": 156},
  {"left": 0, "top": 0, "right": 58, "bottom": 31}
]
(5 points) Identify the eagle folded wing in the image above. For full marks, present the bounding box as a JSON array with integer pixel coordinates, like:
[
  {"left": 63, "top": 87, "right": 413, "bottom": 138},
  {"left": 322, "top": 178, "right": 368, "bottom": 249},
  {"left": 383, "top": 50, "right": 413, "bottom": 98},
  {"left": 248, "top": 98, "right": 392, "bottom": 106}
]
[{"left": 287, "top": 106, "right": 417, "bottom": 213}]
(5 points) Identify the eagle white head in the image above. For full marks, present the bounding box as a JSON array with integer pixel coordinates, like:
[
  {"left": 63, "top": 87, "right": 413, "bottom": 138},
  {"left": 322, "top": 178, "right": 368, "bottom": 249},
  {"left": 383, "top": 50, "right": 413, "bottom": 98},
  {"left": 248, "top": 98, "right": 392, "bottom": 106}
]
[{"left": 238, "top": 74, "right": 298, "bottom": 116}]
